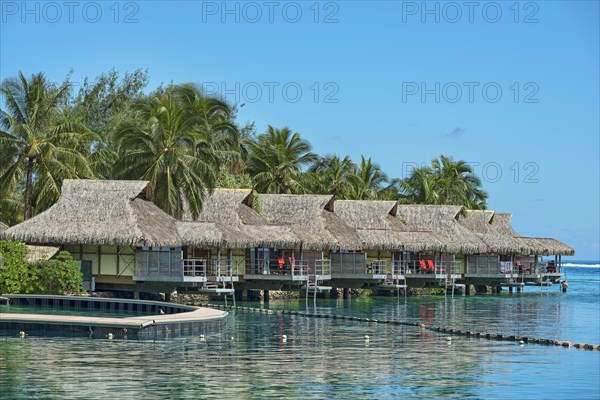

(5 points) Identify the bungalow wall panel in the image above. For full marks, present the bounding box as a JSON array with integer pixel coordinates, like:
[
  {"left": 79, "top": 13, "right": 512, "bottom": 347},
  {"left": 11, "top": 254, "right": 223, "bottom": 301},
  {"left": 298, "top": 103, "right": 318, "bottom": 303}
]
[
  {"left": 80, "top": 245, "right": 99, "bottom": 274},
  {"left": 103, "top": 246, "right": 118, "bottom": 254},
  {"left": 454, "top": 254, "right": 465, "bottom": 274},
  {"left": 63, "top": 245, "right": 80, "bottom": 258},
  {"left": 119, "top": 254, "right": 135, "bottom": 276},
  {"left": 232, "top": 249, "right": 245, "bottom": 275},
  {"left": 101, "top": 252, "right": 118, "bottom": 276}
]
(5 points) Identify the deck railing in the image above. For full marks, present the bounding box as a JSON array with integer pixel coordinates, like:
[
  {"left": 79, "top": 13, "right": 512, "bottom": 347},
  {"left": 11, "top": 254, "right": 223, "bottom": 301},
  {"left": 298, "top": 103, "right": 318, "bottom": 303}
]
[
  {"left": 391, "top": 261, "right": 406, "bottom": 276},
  {"left": 245, "top": 259, "right": 310, "bottom": 276},
  {"left": 204, "top": 260, "right": 235, "bottom": 277},
  {"left": 183, "top": 258, "right": 208, "bottom": 278},
  {"left": 402, "top": 260, "right": 456, "bottom": 275},
  {"left": 182, "top": 258, "right": 240, "bottom": 279},
  {"left": 244, "top": 259, "right": 332, "bottom": 277},
  {"left": 314, "top": 259, "right": 330, "bottom": 276},
  {"left": 369, "top": 260, "right": 387, "bottom": 275},
  {"left": 516, "top": 261, "right": 549, "bottom": 276}
]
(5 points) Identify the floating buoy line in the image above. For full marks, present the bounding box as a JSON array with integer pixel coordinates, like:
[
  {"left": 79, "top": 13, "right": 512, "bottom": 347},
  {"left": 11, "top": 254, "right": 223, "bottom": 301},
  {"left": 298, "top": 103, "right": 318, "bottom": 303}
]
[{"left": 203, "top": 303, "right": 600, "bottom": 352}]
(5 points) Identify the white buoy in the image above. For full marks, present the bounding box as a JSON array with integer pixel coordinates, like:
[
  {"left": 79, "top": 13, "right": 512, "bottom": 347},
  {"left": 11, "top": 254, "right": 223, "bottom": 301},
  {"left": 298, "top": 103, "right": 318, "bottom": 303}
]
[
  {"left": 107, "top": 333, "right": 114, "bottom": 339},
  {"left": 199, "top": 334, "right": 206, "bottom": 341},
  {"left": 364, "top": 335, "right": 370, "bottom": 341},
  {"left": 230, "top": 336, "right": 234, "bottom": 341},
  {"left": 446, "top": 337, "right": 452, "bottom": 341},
  {"left": 519, "top": 340, "right": 525, "bottom": 345},
  {"left": 19, "top": 331, "right": 26, "bottom": 337}
]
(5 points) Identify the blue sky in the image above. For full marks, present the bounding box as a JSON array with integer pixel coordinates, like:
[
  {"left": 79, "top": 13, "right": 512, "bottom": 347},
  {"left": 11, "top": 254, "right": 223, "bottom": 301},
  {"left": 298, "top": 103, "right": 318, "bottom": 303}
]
[{"left": 1, "top": 0, "right": 598, "bottom": 260}]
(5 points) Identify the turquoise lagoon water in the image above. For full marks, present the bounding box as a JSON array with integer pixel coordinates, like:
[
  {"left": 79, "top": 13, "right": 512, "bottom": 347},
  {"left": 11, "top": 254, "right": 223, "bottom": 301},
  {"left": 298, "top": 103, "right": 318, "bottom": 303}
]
[{"left": 1, "top": 265, "right": 599, "bottom": 399}]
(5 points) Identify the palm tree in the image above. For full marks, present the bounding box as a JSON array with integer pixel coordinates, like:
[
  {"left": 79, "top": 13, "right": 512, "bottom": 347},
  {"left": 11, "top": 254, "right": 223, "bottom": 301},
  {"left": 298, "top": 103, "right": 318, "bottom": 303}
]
[
  {"left": 398, "top": 155, "right": 487, "bottom": 209},
  {"left": 0, "top": 190, "right": 22, "bottom": 226},
  {"left": 308, "top": 154, "right": 356, "bottom": 198},
  {"left": 430, "top": 155, "right": 487, "bottom": 209},
  {"left": 347, "top": 156, "right": 390, "bottom": 200},
  {"left": 112, "top": 85, "right": 223, "bottom": 219},
  {"left": 396, "top": 166, "right": 439, "bottom": 204},
  {"left": 0, "top": 72, "right": 94, "bottom": 220},
  {"left": 246, "top": 126, "right": 317, "bottom": 194}
]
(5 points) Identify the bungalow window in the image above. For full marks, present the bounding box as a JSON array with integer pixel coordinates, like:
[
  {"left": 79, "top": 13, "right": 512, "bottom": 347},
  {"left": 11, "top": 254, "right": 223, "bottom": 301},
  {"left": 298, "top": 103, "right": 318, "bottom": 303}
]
[{"left": 330, "top": 250, "right": 366, "bottom": 275}]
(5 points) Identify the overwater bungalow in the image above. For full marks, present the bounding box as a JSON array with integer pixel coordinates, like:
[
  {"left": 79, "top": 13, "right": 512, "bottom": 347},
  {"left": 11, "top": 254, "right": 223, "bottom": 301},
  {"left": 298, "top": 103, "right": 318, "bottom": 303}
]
[
  {"left": 393, "top": 205, "right": 487, "bottom": 290},
  {"left": 0, "top": 179, "right": 575, "bottom": 298},
  {"left": 178, "top": 189, "right": 305, "bottom": 293},
  {"left": 258, "top": 194, "right": 362, "bottom": 291},
  {"left": 484, "top": 213, "right": 574, "bottom": 285},
  {"left": 1, "top": 180, "right": 185, "bottom": 296},
  {"left": 334, "top": 200, "right": 447, "bottom": 290},
  {"left": 457, "top": 210, "right": 531, "bottom": 288}
]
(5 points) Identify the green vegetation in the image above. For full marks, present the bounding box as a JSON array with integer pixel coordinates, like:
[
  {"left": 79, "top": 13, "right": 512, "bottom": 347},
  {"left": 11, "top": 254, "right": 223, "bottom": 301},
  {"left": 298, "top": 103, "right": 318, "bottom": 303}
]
[
  {"left": 0, "top": 70, "right": 488, "bottom": 224},
  {"left": 397, "top": 155, "right": 487, "bottom": 209},
  {"left": 0, "top": 240, "right": 83, "bottom": 295}
]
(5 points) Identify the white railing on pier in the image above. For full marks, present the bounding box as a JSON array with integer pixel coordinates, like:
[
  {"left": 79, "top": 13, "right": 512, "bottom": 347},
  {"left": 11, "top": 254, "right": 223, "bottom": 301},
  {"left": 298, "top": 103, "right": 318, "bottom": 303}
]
[
  {"left": 183, "top": 258, "right": 240, "bottom": 279},
  {"left": 245, "top": 258, "right": 310, "bottom": 276},
  {"left": 392, "top": 261, "right": 406, "bottom": 277},
  {"left": 314, "top": 259, "right": 330, "bottom": 276},
  {"left": 369, "top": 260, "right": 387, "bottom": 275},
  {"left": 400, "top": 260, "right": 455, "bottom": 275},
  {"left": 183, "top": 258, "right": 208, "bottom": 278}
]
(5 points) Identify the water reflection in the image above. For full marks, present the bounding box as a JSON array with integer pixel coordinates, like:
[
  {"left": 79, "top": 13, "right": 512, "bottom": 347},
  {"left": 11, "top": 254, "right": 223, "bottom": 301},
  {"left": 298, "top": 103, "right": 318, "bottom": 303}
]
[
  {"left": 1, "top": 268, "right": 598, "bottom": 399},
  {"left": 2, "top": 310, "right": 598, "bottom": 399}
]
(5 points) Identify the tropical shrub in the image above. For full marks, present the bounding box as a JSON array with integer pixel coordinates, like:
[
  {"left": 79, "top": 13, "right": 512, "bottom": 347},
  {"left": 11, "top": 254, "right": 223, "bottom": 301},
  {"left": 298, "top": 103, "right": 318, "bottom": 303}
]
[{"left": 0, "top": 240, "right": 83, "bottom": 295}]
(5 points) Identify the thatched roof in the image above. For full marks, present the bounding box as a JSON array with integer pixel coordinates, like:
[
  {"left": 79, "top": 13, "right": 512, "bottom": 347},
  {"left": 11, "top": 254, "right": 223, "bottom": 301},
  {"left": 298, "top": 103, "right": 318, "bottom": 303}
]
[
  {"left": 259, "top": 194, "right": 362, "bottom": 250},
  {"left": 179, "top": 189, "right": 302, "bottom": 249},
  {"left": 176, "top": 221, "right": 251, "bottom": 249},
  {"left": 520, "top": 237, "right": 575, "bottom": 256},
  {"left": 452, "top": 210, "right": 573, "bottom": 255},
  {"left": 0, "top": 180, "right": 574, "bottom": 256},
  {"left": 334, "top": 200, "right": 446, "bottom": 252},
  {"left": 489, "top": 213, "right": 520, "bottom": 236},
  {"left": 395, "top": 205, "right": 488, "bottom": 254},
  {"left": 1, "top": 180, "right": 180, "bottom": 247},
  {"left": 457, "top": 210, "right": 532, "bottom": 254},
  {"left": 24, "top": 245, "right": 61, "bottom": 263}
]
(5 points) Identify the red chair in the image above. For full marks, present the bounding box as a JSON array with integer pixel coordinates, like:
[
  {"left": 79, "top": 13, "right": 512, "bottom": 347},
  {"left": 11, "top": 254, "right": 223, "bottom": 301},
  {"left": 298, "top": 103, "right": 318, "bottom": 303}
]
[
  {"left": 427, "top": 260, "right": 435, "bottom": 272},
  {"left": 419, "top": 259, "right": 427, "bottom": 273},
  {"left": 278, "top": 257, "right": 285, "bottom": 271},
  {"left": 515, "top": 260, "right": 529, "bottom": 273}
]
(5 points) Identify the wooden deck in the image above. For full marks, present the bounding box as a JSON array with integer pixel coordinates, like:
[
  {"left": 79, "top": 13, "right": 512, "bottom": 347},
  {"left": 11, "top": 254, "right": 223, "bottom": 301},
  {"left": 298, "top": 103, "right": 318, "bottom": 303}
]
[{"left": 0, "top": 306, "right": 228, "bottom": 329}]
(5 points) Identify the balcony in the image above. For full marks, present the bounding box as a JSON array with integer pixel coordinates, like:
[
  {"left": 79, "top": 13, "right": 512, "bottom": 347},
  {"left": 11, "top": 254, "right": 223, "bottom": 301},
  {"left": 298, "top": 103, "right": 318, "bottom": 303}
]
[
  {"left": 244, "top": 259, "right": 331, "bottom": 282},
  {"left": 134, "top": 251, "right": 239, "bottom": 283},
  {"left": 403, "top": 260, "right": 458, "bottom": 278}
]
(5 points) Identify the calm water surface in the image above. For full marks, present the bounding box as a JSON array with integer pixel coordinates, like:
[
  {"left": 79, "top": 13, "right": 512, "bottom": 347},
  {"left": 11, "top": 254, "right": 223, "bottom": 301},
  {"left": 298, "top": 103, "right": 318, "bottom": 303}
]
[{"left": 1, "top": 267, "right": 599, "bottom": 399}]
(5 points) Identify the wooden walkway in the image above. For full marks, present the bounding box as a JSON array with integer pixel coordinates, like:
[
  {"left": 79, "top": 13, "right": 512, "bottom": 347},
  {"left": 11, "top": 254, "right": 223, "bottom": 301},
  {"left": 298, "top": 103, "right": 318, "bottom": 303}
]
[{"left": 0, "top": 306, "right": 228, "bottom": 329}]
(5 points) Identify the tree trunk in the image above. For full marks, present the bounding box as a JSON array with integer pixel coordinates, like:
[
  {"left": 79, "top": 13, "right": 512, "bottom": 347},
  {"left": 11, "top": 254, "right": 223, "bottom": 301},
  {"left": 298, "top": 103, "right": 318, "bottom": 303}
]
[{"left": 24, "top": 157, "right": 34, "bottom": 220}]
